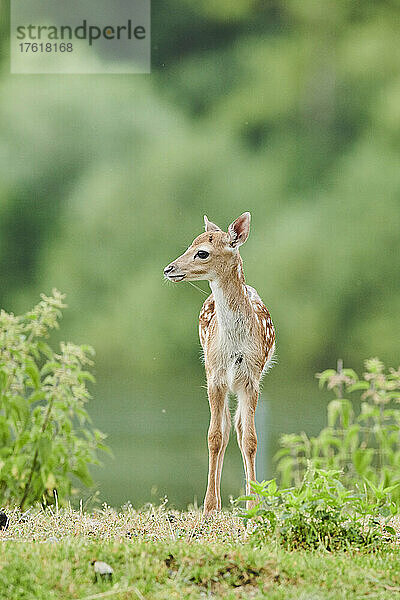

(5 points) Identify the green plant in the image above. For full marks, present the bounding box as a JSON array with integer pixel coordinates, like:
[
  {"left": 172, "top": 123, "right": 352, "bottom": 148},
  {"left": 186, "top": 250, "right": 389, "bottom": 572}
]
[
  {"left": 0, "top": 290, "right": 108, "bottom": 509},
  {"left": 276, "top": 359, "right": 400, "bottom": 500},
  {"left": 238, "top": 467, "right": 397, "bottom": 551}
]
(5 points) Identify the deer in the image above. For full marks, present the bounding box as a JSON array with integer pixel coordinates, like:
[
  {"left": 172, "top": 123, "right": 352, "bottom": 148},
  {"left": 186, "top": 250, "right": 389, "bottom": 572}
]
[{"left": 163, "top": 212, "right": 276, "bottom": 513}]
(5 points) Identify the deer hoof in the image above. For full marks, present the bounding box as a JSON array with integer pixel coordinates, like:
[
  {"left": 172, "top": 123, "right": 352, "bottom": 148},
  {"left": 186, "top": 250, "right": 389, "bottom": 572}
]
[{"left": 203, "top": 496, "right": 219, "bottom": 514}]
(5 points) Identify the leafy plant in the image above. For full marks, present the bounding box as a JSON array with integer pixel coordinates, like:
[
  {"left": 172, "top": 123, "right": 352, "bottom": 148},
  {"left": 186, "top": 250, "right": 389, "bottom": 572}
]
[
  {"left": 276, "top": 359, "right": 400, "bottom": 501},
  {"left": 238, "top": 467, "right": 397, "bottom": 551},
  {"left": 0, "top": 290, "right": 108, "bottom": 509}
]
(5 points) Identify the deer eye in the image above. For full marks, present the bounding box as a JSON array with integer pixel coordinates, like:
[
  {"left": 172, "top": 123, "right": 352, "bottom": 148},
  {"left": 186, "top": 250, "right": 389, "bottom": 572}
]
[{"left": 196, "top": 250, "right": 209, "bottom": 259}]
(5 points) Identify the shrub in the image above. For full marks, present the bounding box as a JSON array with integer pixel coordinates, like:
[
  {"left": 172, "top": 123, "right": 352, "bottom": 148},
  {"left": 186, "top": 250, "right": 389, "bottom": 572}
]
[
  {"left": 238, "top": 466, "right": 397, "bottom": 551},
  {"left": 0, "top": 290, "right": 108, "bottom": 509},
  {"left": 276, "top": 359, "right": 400, "bottom": 501}
]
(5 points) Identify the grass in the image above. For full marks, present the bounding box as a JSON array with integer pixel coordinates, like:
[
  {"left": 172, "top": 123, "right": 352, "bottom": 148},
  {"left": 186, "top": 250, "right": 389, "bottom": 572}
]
[{"left": 1, "top": 505, "right": 400, "bottom": 599}]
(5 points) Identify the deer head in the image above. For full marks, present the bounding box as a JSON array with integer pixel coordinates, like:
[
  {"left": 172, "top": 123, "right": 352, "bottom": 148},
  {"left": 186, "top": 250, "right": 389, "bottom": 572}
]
[{"left": 163, "top": 212, "right": 251, "bottom": 283}]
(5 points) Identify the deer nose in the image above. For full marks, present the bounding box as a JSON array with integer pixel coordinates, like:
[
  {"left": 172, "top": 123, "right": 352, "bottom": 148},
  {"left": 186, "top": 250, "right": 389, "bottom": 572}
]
[{"left": 164, "top": 264, "right": 175, "bottom": 275}]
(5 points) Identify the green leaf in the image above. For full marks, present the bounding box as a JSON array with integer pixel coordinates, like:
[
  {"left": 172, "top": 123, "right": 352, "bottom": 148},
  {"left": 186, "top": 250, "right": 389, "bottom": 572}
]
[
  {"left": 268, "top": 480, "right": 277, "bottom": 495},
  {"left": 382, "top": 483, "right": 400, "bottom": 495},
  {"left": 26, "top": 361, "right": 40, "bottom": 389},
  {"left": 78, "top": 371, "right": 95, "bottom": 384},
  {"left": 28, "top": 390, "right": 46, "bottom": 404},
  {"left": 236, "top": 495, "right": 255, "bottom": 502},
  {"left": 327, "top": 400, "right": 345, "bottom": 427},
  {"left": 385, "top": 525, "right": 396, "bottom": 536},
  {"left": 0, "top": 369, "right": 7, "bottom": 392},
  {"left": 317, "top": 369, "right": 336, "bottom": 389},
  {"left": 353, "top": 449, "right": 374, "bottom": 475},
  {"left": 274, "top": 448, "right": 290, "bottom": 460},
  {"left": 73, "top": 461, "right": 93, "bottom": 487},
  {"left": 344, "top": 424, "right": 360, "bottom": 449},
  {"left": 347, "top": 381, "right": 369, "bottom": 392},
  {"left": 11, "top": 395, "right": 30, "bottom": 422},
  {"left": 40, "top": 362, "right": 59, "bottom": 376},
  {"left": 37, "top": 341, "right": 54, "bottom": 359}
]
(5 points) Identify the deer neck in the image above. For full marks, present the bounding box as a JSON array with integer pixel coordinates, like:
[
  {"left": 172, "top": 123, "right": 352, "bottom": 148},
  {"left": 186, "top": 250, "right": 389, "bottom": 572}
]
[{"left": 209, "top": 259, "right": 252, "bottom": 334}]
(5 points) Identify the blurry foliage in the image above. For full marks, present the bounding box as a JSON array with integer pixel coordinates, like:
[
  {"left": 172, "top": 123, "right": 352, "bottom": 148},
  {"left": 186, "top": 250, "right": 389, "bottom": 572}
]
[
  {"left": 0, "top": 290, "right": 107, "bottom": 508},
  {"left": 0, "top": 1, "right": 398, "bottom": 381},
  {"left": 276, "top": 359, "right": 400, "bottom": 500}
]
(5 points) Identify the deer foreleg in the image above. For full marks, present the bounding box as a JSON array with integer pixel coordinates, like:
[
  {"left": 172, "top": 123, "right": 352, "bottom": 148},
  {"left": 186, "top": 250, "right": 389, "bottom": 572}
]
[
  {"left": 204, "top": 384, "right": 228, "bottom": 514},
  {"left": 237, "top": 388, "right": 258, "bottom": 509},
  {"left": 234, "top": 409, "right": 248, "bottom": 487}
]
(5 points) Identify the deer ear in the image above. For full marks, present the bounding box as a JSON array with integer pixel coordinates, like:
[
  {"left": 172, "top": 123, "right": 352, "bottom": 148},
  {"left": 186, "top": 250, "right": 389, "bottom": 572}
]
[
  {"left": 228, "top": 212, "right": 251, "bottom": 247},
  {"left": 204, "top": 215, "right": 221, "bottom": 232}
]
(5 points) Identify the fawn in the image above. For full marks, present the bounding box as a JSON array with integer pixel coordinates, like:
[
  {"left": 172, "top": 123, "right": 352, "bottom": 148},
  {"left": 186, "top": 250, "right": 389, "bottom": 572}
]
[{"left": 164, "top": 212, "right": 275, "bottom": 513}]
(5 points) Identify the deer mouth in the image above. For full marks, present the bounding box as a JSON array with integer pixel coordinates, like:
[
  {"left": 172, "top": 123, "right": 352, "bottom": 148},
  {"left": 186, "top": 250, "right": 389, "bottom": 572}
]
[{"left": 167, "top": 274, "right": 186, "bottom": 282}]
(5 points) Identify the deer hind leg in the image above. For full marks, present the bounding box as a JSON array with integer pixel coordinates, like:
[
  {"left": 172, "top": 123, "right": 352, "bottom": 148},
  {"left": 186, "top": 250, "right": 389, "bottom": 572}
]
[
  {"left": 234, "top": 408, "right": 248, "bottom": 486},
  {"left": 236, "top": 387, "right": 258, "bottom": 508},
  {"left": 204, "top": 383, "right": 228, "bottom": 514},
  {"left": 215, "top": 402, "right": 231, "bottom": 510}
]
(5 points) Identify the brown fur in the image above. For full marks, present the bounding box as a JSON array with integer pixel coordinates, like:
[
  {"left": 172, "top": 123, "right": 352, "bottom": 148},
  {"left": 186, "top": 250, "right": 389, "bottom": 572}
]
[{"left": 164, "top": 213, "right": 275, "bottom": 513}]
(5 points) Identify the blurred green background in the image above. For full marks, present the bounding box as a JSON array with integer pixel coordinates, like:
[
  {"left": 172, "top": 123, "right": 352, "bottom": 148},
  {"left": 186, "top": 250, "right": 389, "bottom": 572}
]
[{"left": 0, "top": 1, "right": 399, "bottom": 508}]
